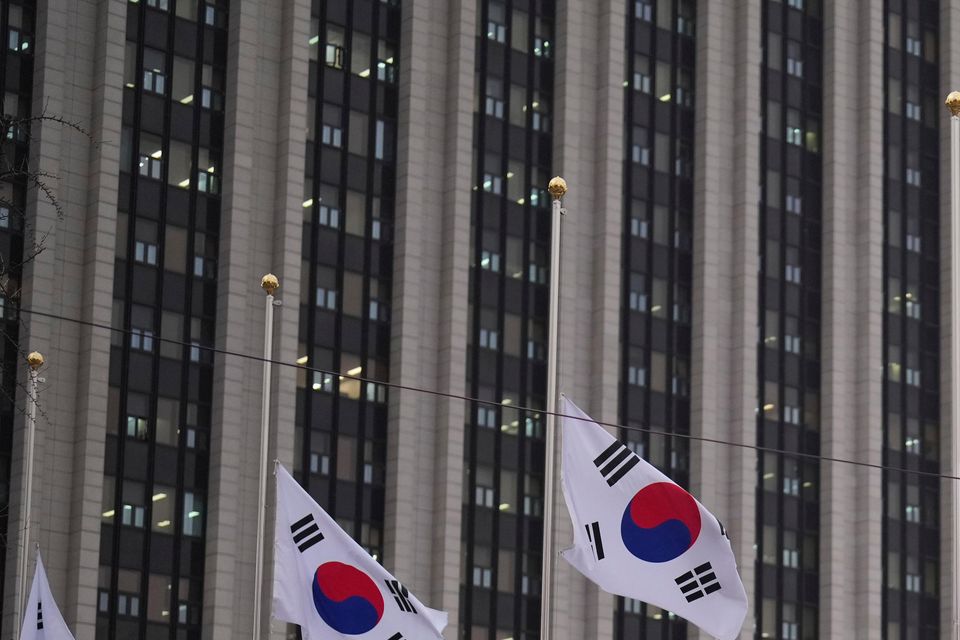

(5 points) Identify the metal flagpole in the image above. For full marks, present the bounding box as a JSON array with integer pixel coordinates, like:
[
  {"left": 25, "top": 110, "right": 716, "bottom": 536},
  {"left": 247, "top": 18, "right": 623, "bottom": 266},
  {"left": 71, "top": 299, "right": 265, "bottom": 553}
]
[
  {"left": 539, "top": 176, "right": 567, "bottom": 640},
  {"left": 947, "top": 91, "right": 960, "bottom": 640},
  {"left": 253, "top": 274, "right": 279, "bottom": 639},
  {"left": 15, "top": 351, "right": 43, "bottom": 637}
]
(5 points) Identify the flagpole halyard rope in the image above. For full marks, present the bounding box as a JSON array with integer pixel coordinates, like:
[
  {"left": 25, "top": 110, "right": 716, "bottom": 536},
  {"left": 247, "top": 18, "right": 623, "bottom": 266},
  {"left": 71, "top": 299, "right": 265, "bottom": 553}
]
[{"left": 12, "top": 306, "right": 960, "bottom": 483}]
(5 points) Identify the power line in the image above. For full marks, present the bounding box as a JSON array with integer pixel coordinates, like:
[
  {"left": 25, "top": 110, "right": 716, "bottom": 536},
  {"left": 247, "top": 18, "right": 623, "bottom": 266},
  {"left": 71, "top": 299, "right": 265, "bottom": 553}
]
[{"left": 15, "top": 304, "right": 960, "bottom": 482}]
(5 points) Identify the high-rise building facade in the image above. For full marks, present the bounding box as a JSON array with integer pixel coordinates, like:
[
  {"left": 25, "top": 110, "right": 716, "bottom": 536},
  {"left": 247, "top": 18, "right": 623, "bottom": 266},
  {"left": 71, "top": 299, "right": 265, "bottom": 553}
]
[{"left": 1, "top": 1, "right": 960, "bottom": 640}]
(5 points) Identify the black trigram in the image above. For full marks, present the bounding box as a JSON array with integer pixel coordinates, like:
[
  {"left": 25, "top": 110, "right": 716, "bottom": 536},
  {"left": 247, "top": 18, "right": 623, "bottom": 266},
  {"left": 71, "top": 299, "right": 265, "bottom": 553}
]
[
  {"left": 593, "top": 441, "right": 640, "bottom": 486},
  {"left": 674, "top": 562, "right": 722, "bottom": 603},
  {"left": 387, "top": 634, "right": 404, "bottom": 640},
  {"left": 290, "top": 513, "right": 324, "bottom": 552},
  {"left": 385, "top": 579, "right": 417, "bottom": 613},
  {"left": 36, "top": 601, "right": 43, "bottom": 630},
  {"left": 585, "top": 521, "right": 605, "bottom": 561}
]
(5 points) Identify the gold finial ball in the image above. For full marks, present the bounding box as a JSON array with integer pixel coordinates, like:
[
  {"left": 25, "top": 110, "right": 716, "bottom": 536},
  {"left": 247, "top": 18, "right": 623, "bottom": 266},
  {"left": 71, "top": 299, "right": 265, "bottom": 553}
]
[
  {"left": 26, "top": 352, "right": 44, "bottom": 370},
  {"left": 261, "top": 273, "right": 280, "bottom": 295},
  {"left": 547, "top": 176, "right": 568, "bottom": 200},
  {"left": 946, "top": 91, "right": 960, "bottom": 116}
]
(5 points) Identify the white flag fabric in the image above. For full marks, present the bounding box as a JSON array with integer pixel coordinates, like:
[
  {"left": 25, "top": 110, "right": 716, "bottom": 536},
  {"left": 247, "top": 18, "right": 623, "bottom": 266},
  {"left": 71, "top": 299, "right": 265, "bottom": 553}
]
[
  {"left": 273, "top": 464, "right": 448, "bottom": 639},
  {"left": 20, "top": 551, "right": 75, "bottom": 640},
  {"left": 559, "top": 397, "right": 747, "bottom": 640}
]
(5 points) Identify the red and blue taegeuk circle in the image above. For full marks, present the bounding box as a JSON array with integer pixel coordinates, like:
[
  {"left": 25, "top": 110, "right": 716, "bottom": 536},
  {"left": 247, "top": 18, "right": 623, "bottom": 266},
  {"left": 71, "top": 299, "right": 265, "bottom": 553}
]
[
  {"left": 312, "top": 561, "right": 385, "bottom": 634},
  {"left": 620, "top": 482, "right": 702, "bottom": 563}
]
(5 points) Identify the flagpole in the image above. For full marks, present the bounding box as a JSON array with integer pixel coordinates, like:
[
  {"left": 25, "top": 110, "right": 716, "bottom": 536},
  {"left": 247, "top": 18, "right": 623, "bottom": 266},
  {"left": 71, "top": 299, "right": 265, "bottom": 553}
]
[
  {"left": 253, "top": 274, "right": 279, "bottom": 640},
  {"left": 947, "top": 91, "right": 960, "bottom": 640},
  {"left": 15, "top": 351, "right": 43, "bottom": 638},
  {"left": 539, "top": 176, "right": 566, "bottom": 640}
]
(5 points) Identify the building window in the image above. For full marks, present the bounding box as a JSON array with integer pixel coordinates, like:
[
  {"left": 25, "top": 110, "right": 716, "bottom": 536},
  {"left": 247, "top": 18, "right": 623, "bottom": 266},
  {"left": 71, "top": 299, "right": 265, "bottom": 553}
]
[
  {"left": 121, "top": 504, "right": 145, "bottom": 528},
  {"left": 486, "top": 2, "right": 506, "bottom": 43},
  {"left": 785, "top": 265, "right": 802, "bottom": 284},
  {"left": 632, "top": 143, "right": 650, "bottom": 166},
  {"left": 316, "top": 287, "right": 337, "bottom": 310},
  {"left": 312, "top": 371, "right": 334, "bottom": 393},
  {"left": 143, "top": 69, "right": 166, "bottom": 95},
  {"left": 7, "top": 29, "right": 30, "bottom": 52},
  {"left": 322, "top": 124, "right": 342, "bottom": 148},
  {"left": 905, "top": 573, "right": 922, "bottom": 593},
  {"left": 783, "top": 476, "right": 800, "bottom": 496},
  {"left": 130, "top": 328, "right": 155, "bottom": 352},
  {"left": 905, "top": 233, "right": 921, "bottom": 253},
  {"left": 475, "top": 486, "right": 494, "bottom": 509},
  {"left": 126, "top": 416, "right": 148, "bottom": 439},
  {"left": 782, "top": 547, "right": 799, "bottom": 568},
  {"left": 134, "top": 240, "right": 158, "bottom": 265},
  {"left": 905, "top": 101, "right": 922, "bottom": 121},
  {"left": 786, "top": 194, "right": 802, "bottom": 215},
  {"left": 0, "top": 204, "right": 9, "bottom": 228},
  {"left": 635, "top": 0, "right": 652, "bottom": 21},
  {"left": 786, "top": 0, "right": 803, "bottom": 8},
  {"left": 197, "top": 170, "right": 219, "bottom": 194},
  {"left": 139, "top": 154, "right": 162, "bottom": 180},
  {"left": 319, "top": 204, "right": 341, "bottom": 228},
  {"left": 784, "top": 335, "right": 801, "bottom": 354},
  {"left": 786, "top": 41, "right": 803, "bottom": 78},
  {"left": 478, "top": 328, "right": 499, "bottom": 350},
  {"left": 310, "top": 452, "right": 330, "bottom": 475},
  {"left": 905, "top": 36, "right": 922, "bottom": 57},
  {"left": 325, "top": 44, "right": 345, "bottom": 69},
  {"left": 627, "top": 365, "right": 646, "bottom": 387},
  {"left": 365, "top": 382, "right": 387, "bottom": 403},
  {"left": 482, "top": 173, "right": 502, "bottom": 194},
  {"left": 905, "top": 368, "right": 921, "bottom": 387},
  {"left": 472, "top": 566, "right": 493, "bottom": 587},
  {"left": 629, "top": 290, "right": 648, "bottom": 312},
  {"left": 146, "top": 0, "right": 169, "bottom": 9},
  {"left": 783, "top": 405, "right": 801, "bottom": 425},
  {"left": 905, "top": 437, "right": 921, "bottom": 455},
  {"left": 905, "top": 167, "right": 921, "bottom": 186},
  {"left": 480, "top": 250, "right": 501, "bottom": 272},
  {"left": 905, "top": 504, "right": 921, "bottom": 523},
  {"left": 477, "top": 406, "right": 497, "bottom": 429}
]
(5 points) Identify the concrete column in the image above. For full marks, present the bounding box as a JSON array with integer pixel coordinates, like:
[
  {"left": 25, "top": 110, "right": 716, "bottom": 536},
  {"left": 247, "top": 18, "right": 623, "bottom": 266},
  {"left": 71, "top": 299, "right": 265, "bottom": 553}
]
[
  {"left": 204, "top": 0, "right": 309, "bottom": 637},
  {"left": 550, "top": 0, "right": 626, "bottom": 638},
  {"left": 690, "top": 0, "right": 761, "bottom": 638},
  {"left": 387, "top": 0, "right": 476, "bottom": 632},
  {"left": 820, "top": 0, "right": 885, "bottom": 636},
  {"left": 2, "top": 0, "right": 126, "bottom": 638},
  {"left": 940, "top": 2, "right": 960, "bottom": 638}
]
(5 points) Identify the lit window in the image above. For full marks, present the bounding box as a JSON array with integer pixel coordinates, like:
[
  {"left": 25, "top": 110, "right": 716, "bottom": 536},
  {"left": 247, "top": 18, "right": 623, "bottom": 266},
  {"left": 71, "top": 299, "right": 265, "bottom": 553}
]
[
  {"left": 787, "top": 0, "right": 804, "bottom": 8},
  {"left": 474, "top": 487, "right": 494, "bottom": 509},
  {"left": 905, "top": 234, "right": 921, "bottom": 253},
  {"left": 482, "top": 173, "right": 502, "bottom": 194},
  {"left": 479, "top": 328, "right": 499, "bottom": 350},
  {"left": 629, "top": 290, "right": 648, "bottom": 312},
  {"left": 134, "top": 240, "right": 158, "bottom": 265},
  {"left": 785, "top": 265, "right": 802, "bottom": 284},
  {"left": 121, "top": 504, "right": 145, "bottom": 528},
  {"left": 905, "top": 368, "right": 921, "bottom": 387},
  {"left": 627, "top": 365, "right": 646, "bottom": 387},
  {"left": 0, "top": 205, "right": 10, "bottom": 228},
  {"left": 632, "top": 144, "right": 650, "bottom": 165},
  {"left": 905, "top": 573, "right": 922, "bottom": 592},
  {"left": 635, "top": 0, "right": 652, "bottom": 21},
  {"left": 785, "top": 194, "right": 802, "bottom": 215},
  {"left": 476, "top": 406, "right": 497, "bottom": 428},
  {"left": 905, "top": 167, "right": 921, "bottom": 186},
  {"left": 905, "top": 102, "right": 922, "bottom": 121},
  {"left": 143, "top": 68, "right": 166, "bottom": 94},
  {"left": 319, "top": 204, "right": 341, "bottom": 228},
  {"left": 906, "top": 37, "right": 922, "bottom": 57},
  {"left": 130, "top": 328, "right": 155, "bottom": 352},
  {"left": 786, "top": 42, "right": 803, "bottom": 78},
  {"left": 146, "top": 0, "right": 169, "bottom": 9},
  {"left": 182, "top": 492, "right": 203, "bottom": 536},
  {"left": 316, "top": 287, "right": 337, "bottom": 310},
  {"left": 325, "top": 44, "right": 344, "bottom": 69},
  {"left": 310, "top": 452, "right": 330, "bottom": 475},
  {"left": 472, "top": 566, "right": 493, "bottom": 587},
  {"left": 138, "top": 154, "right": 163, "bottom": 180},
  {"left": 126, "top": 416, "right": 148, "bottom": 439},
  {"left": 322, "top": 124, "right": 342, "bottom": 148},
  {"left": 312, "top": 371, "right": 334, "bottom": 393},
  {"left": 480, "top": 250, "right": 501, "bottom": 272},
  {"left": 782, "top": 548, "right": 799, "bottom": 568}
]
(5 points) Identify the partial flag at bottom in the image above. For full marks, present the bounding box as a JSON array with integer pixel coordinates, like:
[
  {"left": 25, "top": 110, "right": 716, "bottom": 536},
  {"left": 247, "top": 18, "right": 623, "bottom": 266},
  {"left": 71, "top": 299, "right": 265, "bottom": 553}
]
[
  {"left": 272, "top": 464, "right": 448, "bottom": 640},
  {"left": 20, "top": 551, "right": 75, "bottom": 640},
  {"left": 558, "top": 397, "right": 748, "bottom": 640}
]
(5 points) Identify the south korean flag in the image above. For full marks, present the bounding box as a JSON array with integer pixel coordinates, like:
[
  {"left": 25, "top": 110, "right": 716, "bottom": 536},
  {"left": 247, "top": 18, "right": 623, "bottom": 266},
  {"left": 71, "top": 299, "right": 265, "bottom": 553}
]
[
  {"left": 559, "top": 397, "right": 747, "bottom": 640},
  {"left": 273, "top": 464, "right": 448, "bottom": 640}
]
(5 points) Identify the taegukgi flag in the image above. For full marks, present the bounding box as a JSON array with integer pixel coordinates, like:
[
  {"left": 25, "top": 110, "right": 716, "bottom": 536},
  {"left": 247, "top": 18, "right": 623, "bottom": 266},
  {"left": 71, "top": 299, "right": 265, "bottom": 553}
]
[
  {"left": 20, "top": 551, "right": 75, "bottom": 640},
  {"left": 559, "top": 397, "right": 748, "bottom": 640},
  {"left": 273, "top": 464, "right": 448, "bottom": 640}
]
